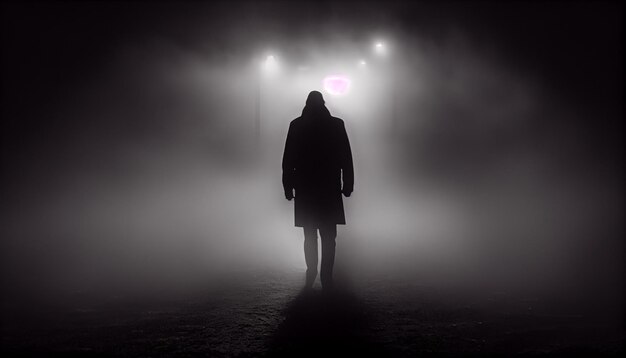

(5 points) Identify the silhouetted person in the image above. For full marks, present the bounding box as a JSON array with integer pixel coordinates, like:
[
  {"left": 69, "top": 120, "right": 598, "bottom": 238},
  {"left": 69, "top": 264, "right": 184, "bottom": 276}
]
[{"left": 282, "top": 91, "right": 354, "bottom": 290}]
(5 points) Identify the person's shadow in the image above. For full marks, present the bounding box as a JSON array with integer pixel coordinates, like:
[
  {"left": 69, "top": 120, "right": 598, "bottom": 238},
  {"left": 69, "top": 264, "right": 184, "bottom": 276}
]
[{"left": 265, "top": 288, "right": 388, "bottom": 357}]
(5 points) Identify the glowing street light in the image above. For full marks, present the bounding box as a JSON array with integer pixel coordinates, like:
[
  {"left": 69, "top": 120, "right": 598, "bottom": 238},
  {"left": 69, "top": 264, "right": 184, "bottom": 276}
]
[
  {"left": 374, "top": 42, "right": 386, "bottom": 56},
  {"left": 373, "top": 40, "right": 397, "bottom": 131},
  {"left": 358, "top": 59, "right": 367, "bottom": 67},
  {"left": 262, "top": 54, "right": 278, "bottom": 73},
  {"left": 256, "top": 53, "right": 279, "bottom": 145}
]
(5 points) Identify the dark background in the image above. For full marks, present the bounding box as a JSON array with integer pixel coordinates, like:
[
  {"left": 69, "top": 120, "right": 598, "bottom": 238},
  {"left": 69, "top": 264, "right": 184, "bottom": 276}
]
[
  {"left": 1, "top": 1, "right": 622, "bottom": 138},
  {"left": 1, "top": 1, "right": 623, "bottom": 205}
]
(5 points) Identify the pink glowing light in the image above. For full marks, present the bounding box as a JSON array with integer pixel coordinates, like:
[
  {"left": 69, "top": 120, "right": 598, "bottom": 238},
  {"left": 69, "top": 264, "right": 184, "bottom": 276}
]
[{"left": 323, "top": 75, "right": 350, "bottom": 95}]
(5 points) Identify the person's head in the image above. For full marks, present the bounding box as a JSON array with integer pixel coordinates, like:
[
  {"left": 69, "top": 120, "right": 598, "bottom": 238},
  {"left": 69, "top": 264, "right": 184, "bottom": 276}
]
[
  {"left": 302, "top": 90, "right": 331, "bottom": 119},
  {"left": 305, "top": 91, "right": 325, "bottom": 107}
]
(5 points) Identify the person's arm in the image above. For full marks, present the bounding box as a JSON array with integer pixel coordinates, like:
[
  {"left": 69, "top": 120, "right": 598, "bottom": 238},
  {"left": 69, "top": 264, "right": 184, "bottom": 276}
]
[
  {"left": 340, "top": 121, "right": 354, "bottom": 197},
  {"left": 282, "top": 122, "right": 296, "bottom": 200}
]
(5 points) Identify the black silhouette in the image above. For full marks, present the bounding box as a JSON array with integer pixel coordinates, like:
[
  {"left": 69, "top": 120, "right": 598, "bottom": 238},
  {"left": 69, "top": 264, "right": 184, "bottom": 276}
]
[{"left": 282, "top": 91, "right": 354, "bottom": 289}]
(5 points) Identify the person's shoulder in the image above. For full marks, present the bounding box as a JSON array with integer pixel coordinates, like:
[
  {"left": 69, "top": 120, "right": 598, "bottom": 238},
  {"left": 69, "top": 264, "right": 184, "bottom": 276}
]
[
  {"left": 289, "top": 117, "right": 303, "bottom": 127},
  {"left": 330, "top": 116, "right": 346, "bottom": 127}
]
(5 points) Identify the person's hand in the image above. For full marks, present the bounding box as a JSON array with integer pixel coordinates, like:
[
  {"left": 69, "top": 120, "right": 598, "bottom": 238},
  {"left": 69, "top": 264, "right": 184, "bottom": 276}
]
[
  {"left": 285, "top": 189, "right": 294, "bottom": 201},
  {"left": 342, "top": 188, "right": 352, "bottom": 197}
]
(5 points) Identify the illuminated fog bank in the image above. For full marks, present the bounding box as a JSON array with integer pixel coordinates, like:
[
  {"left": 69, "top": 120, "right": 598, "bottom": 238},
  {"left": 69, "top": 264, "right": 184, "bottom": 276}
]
[{"left": 1, "top": 11, "right": 621, "bottom": 307}]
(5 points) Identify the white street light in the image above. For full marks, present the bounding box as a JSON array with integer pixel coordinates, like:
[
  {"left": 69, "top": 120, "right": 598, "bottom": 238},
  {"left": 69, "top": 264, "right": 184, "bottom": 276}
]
[
  {"left": 374, "top": 41, "right": 388, "bottom": 56},
  {"left": 256, "top": 53, "right": 279, "bottom": 145},
  {"left": 262, "top": 54, "right": 278, "bottom": 73},
  {"left": 372, "top": 40, "right": 396, "bottom": 131}
]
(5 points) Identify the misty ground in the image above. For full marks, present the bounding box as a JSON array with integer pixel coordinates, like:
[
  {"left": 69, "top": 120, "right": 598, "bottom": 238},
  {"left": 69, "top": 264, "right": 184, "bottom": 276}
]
[
  {"left": 2, "top": 136, "right": 621, "bottom": 356},
  {"left": 1, "top": 133, "right": 622, "bottom": 357},
  {"left": 2, "top": 146, "right": 624, "bottom": 357},
  {"left": 2, "top": 268, "right": 622, "bottom": 357}
]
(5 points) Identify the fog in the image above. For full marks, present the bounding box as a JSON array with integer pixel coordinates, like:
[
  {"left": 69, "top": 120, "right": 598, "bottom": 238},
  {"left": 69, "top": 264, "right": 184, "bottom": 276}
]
[{"left": 1, "top": 1, "right": 622, "bottom": 313}]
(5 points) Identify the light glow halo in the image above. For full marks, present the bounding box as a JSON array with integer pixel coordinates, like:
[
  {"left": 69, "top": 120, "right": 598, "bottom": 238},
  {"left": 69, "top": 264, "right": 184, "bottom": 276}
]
[{"left": 323, "top": 75, "right": 350, "bottom": 95}]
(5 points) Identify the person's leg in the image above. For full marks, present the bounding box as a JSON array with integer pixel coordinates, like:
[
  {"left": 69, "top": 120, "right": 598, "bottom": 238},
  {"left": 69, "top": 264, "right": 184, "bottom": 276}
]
[
  {"left": 319, "top": 224, "right": 337, "bottom": 289},
  {"left": 303, "top": 227, "right": 318, "bottom": 288}
]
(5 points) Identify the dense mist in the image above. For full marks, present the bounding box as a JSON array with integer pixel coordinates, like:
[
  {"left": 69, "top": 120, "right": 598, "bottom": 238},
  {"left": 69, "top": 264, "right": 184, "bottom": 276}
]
[{"left": 1, "top": 1, "right": 622, "bottom": 317}]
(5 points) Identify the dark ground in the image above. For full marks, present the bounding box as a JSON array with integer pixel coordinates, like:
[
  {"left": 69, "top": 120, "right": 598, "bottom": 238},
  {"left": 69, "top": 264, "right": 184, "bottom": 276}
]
[{"left": 2, "top": 269, "right": 623, "bottom": 357}]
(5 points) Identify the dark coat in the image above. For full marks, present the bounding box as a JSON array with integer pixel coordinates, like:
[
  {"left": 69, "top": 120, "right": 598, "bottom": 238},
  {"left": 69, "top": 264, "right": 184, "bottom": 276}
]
[{"left": 282, "top": 104, "right": 354, "bottom": 228}]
